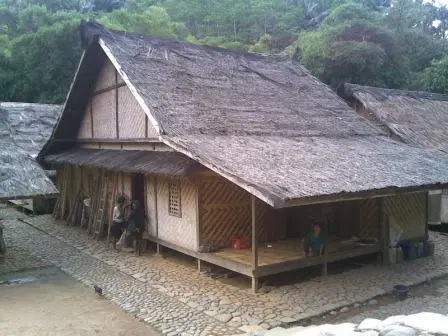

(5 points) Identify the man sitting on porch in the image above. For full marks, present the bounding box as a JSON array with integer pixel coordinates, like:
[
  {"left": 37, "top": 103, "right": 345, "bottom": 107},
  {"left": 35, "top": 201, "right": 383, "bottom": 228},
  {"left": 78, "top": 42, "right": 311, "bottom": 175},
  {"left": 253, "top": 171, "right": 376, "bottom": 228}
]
[{"left": 303, "top": 223, "right": 327, "bottom": 257}]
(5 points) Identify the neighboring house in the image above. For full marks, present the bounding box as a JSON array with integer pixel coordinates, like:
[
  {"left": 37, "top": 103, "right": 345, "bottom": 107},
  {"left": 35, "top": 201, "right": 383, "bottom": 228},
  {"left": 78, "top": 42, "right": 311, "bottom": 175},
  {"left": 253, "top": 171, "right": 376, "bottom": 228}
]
[
  {"left": 0, "top": 102, "right": 61, "bottom": 211},
  {"left": 39, "top": 22, "right": 448, "bottom": 291},
  {"left": 341, "top": 84, "right": 448, "bottom": 225}
]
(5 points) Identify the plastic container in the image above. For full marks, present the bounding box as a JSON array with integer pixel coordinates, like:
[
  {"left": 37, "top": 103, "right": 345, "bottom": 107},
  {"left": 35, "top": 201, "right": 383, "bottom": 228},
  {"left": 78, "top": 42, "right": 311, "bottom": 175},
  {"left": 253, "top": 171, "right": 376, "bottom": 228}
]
[
  {"left": 423, "top": 241, "right": 435, "bottom": 257},
  {"left": 398, "top": 241, "right": 417, "bottom": 261},
  {"left": 232, "top": 238, "right": 250, "bottom": 249},
  {"left": 416, "top": 242, "right": 424, "bottom": 258}
]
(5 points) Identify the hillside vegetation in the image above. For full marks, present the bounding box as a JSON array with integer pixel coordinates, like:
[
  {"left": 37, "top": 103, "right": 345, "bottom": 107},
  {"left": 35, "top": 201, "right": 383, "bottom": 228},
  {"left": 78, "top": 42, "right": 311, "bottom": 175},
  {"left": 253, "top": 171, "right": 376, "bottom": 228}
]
[{"left": 0, "top": 0, "right": 447, "bottom": 103}]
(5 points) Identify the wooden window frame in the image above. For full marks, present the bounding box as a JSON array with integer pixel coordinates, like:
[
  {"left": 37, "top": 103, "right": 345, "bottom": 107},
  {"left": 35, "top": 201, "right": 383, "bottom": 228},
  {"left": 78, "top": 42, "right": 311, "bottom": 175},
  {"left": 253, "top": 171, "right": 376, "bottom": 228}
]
[{"left": 168, "top": 179, "right": 182, "bottom": 218}]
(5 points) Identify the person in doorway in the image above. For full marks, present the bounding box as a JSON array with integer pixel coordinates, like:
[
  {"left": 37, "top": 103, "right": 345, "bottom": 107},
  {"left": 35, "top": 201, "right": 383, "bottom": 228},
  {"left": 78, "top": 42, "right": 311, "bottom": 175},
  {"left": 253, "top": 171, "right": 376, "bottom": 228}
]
[
  {"left": 303, "top": 223, "right": 327, "bottom": 257},
  {"left": 127, "top": 200, "right": 145, "bottom": 256},
  {"left": 111, "top": 195, "right": 126, "bottom": 249}
]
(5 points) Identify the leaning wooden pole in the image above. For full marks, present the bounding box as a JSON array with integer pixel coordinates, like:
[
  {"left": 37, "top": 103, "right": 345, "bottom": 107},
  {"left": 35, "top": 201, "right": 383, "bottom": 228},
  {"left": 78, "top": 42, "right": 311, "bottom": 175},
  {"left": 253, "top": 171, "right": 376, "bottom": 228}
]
[{"left": 251, "top": 195, "right": 259, "bottom": 292}]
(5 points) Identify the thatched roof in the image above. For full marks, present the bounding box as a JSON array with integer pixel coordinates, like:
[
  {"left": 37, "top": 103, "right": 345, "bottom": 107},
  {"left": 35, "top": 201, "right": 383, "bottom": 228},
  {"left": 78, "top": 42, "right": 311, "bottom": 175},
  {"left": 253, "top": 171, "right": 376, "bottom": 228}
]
[
  {"left": 0, "top": 102, "right": 60, "bottom": 200},
  {"left": 0, "top": 102, "right": 61, "bottom": 158},
  {"left": 40, "top": 22, "right": 448, "bottom": 207},
  {"left": 0, "top": 142, "right": 58, "bottom": 201},
  {"left": 342, "top": 84, "right": 448, "bottom": 154},
  {"left": 44, "top": 148, "right": 201, "bottom": 175}
]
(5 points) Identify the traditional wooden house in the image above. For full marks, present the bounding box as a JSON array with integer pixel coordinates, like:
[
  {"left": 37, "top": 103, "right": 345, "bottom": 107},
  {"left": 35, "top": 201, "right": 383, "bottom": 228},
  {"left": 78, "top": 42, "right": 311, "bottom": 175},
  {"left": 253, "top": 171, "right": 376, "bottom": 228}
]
[
  {"left": 39, "top": 22, "right": 448, "bottom": 290},
  {"left": 341, "top": 84, "right": 448, "bottom": 225},
  {"left": 0, "top": 102, "right": 60, "bottom": 207}
]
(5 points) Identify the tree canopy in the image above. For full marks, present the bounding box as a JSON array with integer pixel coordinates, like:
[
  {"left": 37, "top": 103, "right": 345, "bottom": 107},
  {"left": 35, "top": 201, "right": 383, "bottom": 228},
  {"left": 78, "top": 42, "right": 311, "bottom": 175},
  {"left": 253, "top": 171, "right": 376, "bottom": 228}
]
[{"left": 0, "top": 0, "right": 447, "bottom": 104}]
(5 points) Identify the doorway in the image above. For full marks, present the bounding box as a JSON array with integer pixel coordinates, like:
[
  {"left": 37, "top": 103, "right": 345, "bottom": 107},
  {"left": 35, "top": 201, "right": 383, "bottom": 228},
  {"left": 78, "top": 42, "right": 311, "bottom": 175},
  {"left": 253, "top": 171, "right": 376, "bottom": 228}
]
[{"left": 131, "top": 174, "right": 145, "bottom": 212}]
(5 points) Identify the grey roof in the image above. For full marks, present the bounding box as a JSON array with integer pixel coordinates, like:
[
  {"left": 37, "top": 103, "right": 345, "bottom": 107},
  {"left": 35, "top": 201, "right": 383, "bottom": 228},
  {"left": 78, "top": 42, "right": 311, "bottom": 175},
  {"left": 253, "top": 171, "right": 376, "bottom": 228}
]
[
  {"left": 0, "top": 102, "right": 60, "bottom": 199},
  {"left": 342, "top": 84, "right": 448, "bottom": 154},
  {"left": 0, "top": 102, "right": 61, "bottom": 157},
  {"left": 0, "top": 142, "right": 58, "bottom": 200},
  {"left": 41, "top": 22, "right": 448, "bottom": 207},
  {"left": 44, "top": 148, "right": 201, "bottom": 175}
]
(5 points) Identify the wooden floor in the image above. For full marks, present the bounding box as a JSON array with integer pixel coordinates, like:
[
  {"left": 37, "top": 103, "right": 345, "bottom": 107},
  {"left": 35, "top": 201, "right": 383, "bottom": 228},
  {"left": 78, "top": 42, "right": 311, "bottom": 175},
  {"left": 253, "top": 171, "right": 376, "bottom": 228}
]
[{"left": 213, "top": 237, "right": 377, "bottom": 267}]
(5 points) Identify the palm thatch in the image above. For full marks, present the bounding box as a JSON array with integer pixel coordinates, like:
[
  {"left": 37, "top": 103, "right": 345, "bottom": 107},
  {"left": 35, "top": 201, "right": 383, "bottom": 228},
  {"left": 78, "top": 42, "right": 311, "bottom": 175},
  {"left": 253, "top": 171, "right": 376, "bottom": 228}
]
[
  {"left": 40, "top": 22, "right": 448, "bottom": 207},
  {"left": 0, "top": 102, "right": 61, "bottom": 200},
  {"left": 342, "top": 84, "right": 448, "bottom": 154}
]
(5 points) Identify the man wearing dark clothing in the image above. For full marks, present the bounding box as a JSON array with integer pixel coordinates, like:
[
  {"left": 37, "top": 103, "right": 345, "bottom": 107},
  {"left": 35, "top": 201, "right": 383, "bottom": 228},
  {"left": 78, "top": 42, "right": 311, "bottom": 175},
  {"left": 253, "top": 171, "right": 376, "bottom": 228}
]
[{"left": 127, "top": 200, "right": 145, "bottom": 255}]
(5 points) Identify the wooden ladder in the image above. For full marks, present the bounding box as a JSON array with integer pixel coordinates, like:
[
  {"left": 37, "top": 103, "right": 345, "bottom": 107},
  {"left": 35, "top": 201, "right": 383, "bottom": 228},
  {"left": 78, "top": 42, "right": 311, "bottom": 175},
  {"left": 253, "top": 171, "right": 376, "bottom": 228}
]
[{"left": 94, "top": 176, "right": 108, "bottom": 239}]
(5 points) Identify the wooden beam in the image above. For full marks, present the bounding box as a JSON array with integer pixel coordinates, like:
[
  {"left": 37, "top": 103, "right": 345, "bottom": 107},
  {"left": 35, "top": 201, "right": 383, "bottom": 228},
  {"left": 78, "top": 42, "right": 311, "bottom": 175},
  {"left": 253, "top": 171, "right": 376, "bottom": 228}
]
[
  {"left": 99, "top": 39, "right": 162, "bottom": 135},
  {"left": 253, "top": 245, "right": 379, "bottom": 278},
  {"left": 425, "top": 192, "right": 429, "bottom": 240},
  {"left": 283, "top": 185, "right": 448, "bottom": 208},
  {"left": 145, "top": 115, "right": 149, "bottom": 138},
  {"left": 90, "top": 102, "right": 94, "bottom": 138},
  {"left": 379, "top": 198, "right": 390, "bottom": 265},
  {"left": 252, "top": 195, "right": 258, "bottom": 269},
  {"left": 54, "top": 138, "right": 161, "bottom": 144},
  {"left": 195, "top": 179, "right": 200, "bottom": 250},
  {"left": 92, "top": 82, "right": 126, "bottom": 96},
  {"left": 115, "top": 70, "right": 119, "bottom": 139},
  {"left": 154, "top": 176, "right": 159, "bottom": 238}
]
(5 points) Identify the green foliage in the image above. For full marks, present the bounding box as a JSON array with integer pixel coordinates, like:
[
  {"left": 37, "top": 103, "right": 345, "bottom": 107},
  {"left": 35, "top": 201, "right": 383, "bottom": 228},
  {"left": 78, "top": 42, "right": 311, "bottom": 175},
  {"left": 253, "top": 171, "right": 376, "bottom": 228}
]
[
  {"left": 424, "top": 56, "right": 448, "bottom": 94},
  {"left": 249, "top": 33, "right": 272, "bottom": 52},
  {"left": 99, "top": 6, "right": 186, "bottom": 38},
  {"left": 0, "top": 0, "right": 448, "bottom": 104}
]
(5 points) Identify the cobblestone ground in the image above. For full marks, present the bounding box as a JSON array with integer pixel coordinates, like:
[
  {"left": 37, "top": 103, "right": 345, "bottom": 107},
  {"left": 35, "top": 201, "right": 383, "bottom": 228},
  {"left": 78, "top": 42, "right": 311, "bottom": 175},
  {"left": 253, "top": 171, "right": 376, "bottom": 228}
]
[
  {"left": 2, "top": 203, "right": 448, "bottom": 335},
  {"left": 0, "top": 207, "right": 50, "bottom": 275},
  {"left": 342, "top": 276, "right": 448, "bottom": 324}
]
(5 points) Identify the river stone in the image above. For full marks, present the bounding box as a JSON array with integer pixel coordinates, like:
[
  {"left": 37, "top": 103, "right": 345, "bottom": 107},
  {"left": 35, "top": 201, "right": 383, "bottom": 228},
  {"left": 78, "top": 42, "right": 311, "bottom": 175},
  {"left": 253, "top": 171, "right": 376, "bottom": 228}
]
[
  {"left": 379, "top": 325, "right": 417, "bottom": 336},
  {"left": 215, "top": 313, "right": 232, "bottom": 323}
]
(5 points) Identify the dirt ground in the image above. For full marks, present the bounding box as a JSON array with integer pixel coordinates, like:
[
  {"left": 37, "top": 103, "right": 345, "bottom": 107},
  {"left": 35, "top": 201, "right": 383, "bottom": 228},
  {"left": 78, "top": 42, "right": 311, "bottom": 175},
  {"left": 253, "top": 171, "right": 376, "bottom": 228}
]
[{"left": 0, "top": 267, "right": 160, "bottom": 336}]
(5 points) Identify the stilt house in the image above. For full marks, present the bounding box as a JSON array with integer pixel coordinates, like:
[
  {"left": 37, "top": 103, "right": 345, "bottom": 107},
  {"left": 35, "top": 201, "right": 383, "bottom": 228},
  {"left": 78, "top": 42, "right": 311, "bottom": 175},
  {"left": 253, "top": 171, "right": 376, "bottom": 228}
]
[
  {"left": 341, "top": 84, "right": 448, "bottom": 225},
  {"left": 39, "top": 22, "right": 448, "bottom": 290},
  {"left": 0, "top": 102, "right": 60, "bottom": 207}
]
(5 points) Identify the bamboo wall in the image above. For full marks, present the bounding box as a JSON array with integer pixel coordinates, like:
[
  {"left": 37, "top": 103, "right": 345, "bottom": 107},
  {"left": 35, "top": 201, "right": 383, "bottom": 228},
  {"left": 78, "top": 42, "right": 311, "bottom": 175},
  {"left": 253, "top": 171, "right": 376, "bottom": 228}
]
[
  {"left": 197, "top": 176, "right": 272, "bottom": 248},
  {"left": 384, "top": 193, "right": 426, "bottom": 243},
  {"left": 76, "top": 58, "right": 157, "bottom": 140},
  {"left": 53, "top": 165, "right": 133, "bottom": 238},
  {"left": 156, "top": 176, "right": 198, "bottom": 250},
  {"left": 145, "top": 175, "right": 157, "bottom": 237}
]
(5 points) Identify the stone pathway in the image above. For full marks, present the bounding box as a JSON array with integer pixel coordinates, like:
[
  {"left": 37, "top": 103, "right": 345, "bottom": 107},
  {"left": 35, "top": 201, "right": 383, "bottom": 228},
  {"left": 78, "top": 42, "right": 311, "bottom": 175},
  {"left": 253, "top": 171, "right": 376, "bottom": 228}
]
[{"left": 2, "top": 204, "right": 448, "bottom": 335}]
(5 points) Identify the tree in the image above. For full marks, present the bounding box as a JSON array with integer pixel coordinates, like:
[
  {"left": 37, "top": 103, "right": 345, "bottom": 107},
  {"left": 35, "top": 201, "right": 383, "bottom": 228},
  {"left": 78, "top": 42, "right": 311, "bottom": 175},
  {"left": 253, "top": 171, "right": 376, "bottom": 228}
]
[
  {"left": 424, "top": 56, "right": 448, "bottom": 94},
  {"left": 99, "top": 5, "right": 189, "bottom": 38}
]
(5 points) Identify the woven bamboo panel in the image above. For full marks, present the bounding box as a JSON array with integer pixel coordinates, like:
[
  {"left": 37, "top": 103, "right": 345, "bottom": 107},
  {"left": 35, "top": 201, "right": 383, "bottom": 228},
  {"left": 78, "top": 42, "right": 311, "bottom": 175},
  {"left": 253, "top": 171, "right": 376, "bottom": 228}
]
[
  {"left": 95, "top": 60, "right": 116, "bottom": 91},
  {"left": 118, "top": 85, "right": 146, "bottom": 138},
  {"left": 145, "top": 175, "right": 158, "bottom": 236},
  {"left": 122, "top": 173, "right": 132, "bottom": 198},
  {"left": 77, "top": 102, "right": 92, "bottom": 139},
  {"left": 92, "top": 90, "right": 116, "bottom": 139},
  {"left": 157, "top": 176, "right": 198, "bottom": 250},
  {"left": 198, "top": 177, "right": 267, "bottom": 248},
  {"left": 359, "top": 198, "right": 379, "bottom": 239},
  {"left": 385, "top": 193, "right": 426, "bottom": 241}
]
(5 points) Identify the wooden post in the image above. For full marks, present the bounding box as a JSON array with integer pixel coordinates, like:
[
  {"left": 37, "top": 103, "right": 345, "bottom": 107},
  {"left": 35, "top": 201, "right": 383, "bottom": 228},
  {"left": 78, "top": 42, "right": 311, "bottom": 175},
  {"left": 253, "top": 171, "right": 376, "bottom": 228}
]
[
  {"left": 197, "top": 258, "right": 202, "bottom": 273},
  {"left": 115, "top": 70, "right": 119, "bottom": 139},
  {"left": 251, "top": 195, "right": 259, "bottom": 292},
  {"left": 195, "top": 178, "right": 200, "bottom": 251},
  {"left": 156, "top": 243, "right": 162, "bottom": 256},
  {"left": 379, "top": 198, "right": 389, "bottom": 265},
  {"left": 425, "top": 192, "right": 429, "bottom": 240},
  {"left": 154, "top": 176, "right": 159, "bottom": 238}
]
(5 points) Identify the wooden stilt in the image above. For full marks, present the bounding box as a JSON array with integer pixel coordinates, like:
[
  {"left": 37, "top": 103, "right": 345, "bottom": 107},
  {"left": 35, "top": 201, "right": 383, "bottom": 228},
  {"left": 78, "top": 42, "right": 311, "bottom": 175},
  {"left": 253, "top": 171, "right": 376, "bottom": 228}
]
[
  {"left": 251, "top": 277, "right": 259, "bottom": 293},
  {"left": 251, "top": 195, "right": 259, "bottom": 292},
  {"left": 197, "top": 258, "right": 202, "bottom": 273},
  {"left": 379, "top": 198, "right": 389, "bottom": 265},
  {"left": 156, "top": 243, "right": 162, "bottom": 255}
]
